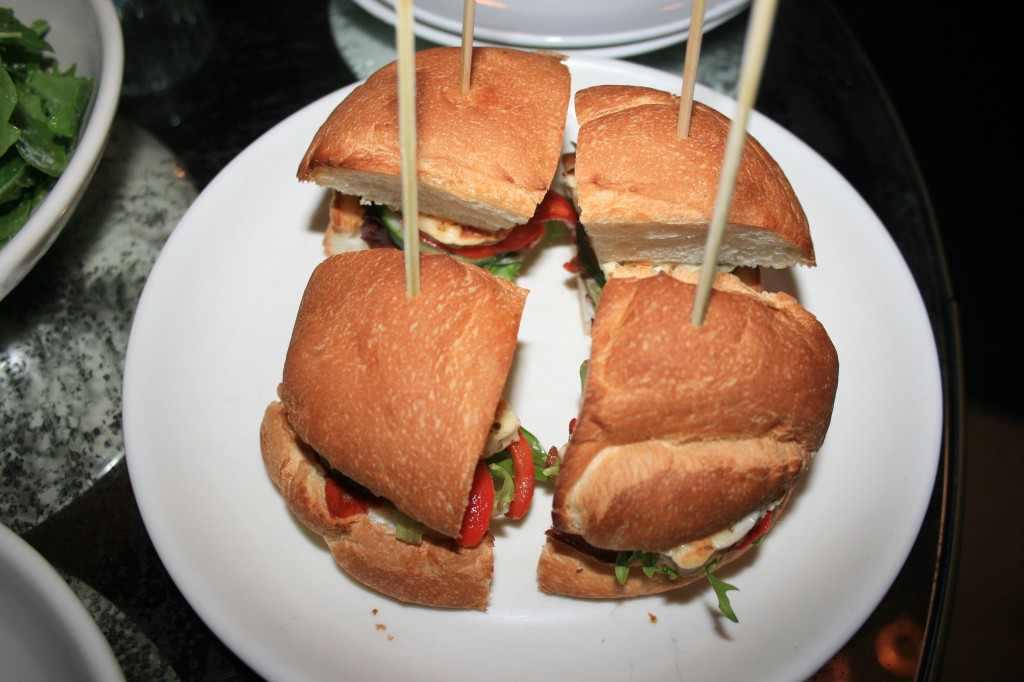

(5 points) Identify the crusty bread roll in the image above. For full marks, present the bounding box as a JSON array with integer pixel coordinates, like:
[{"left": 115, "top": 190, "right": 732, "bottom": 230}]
[
  {"left": 537, "top": 532, "right": 701, "bottom": 599},
  {"left": 260, "top": 401, "right": 493, "bottom": 610},
  {"left": 572, "top": 85, "right": 813, "bottom": 268},
  {"left": 278, "top": 249, "right": 528, "bottom": 539},
  {"left": 298, "top": 47, "right": 570, "bottom": 232},
  {"left": 538, "top": 490, "right": 793, "bottom": 599},
  {"left": 539, "top": 268, "right": 838, "bottom": 596}
]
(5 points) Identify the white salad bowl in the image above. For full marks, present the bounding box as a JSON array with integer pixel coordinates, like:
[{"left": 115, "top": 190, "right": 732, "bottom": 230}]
[{"left": 0, "top": 0, "right": 124, "bottom": 302}]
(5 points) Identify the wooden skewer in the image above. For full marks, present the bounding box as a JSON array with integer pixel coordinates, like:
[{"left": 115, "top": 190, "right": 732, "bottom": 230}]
[
  {"left": 460, "top": 0, "right": 475, "bottom": 94},
  {"left": 691, "top": 0, "right": 779, "bottom": 326},
  {"left": 396, "top": 0, "right": 420, "bottom": 297},
  {"left": 677, "top": 0, "right": 707, "bottom": 138}
]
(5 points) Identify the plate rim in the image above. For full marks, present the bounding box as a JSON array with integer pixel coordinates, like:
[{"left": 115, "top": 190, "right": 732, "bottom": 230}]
[
  {"left": 123, "top": 56, "right": 943, "bottom": 682},
  {"left": 347, "top": 0, "right": 749, "bottom": 58},
  {"left": 367, "top": 0, "right": 750, "bottom": 49}
]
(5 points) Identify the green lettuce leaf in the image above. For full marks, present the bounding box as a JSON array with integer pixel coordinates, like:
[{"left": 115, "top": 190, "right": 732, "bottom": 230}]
[
  {"left": 704, "top": 562, "right": 740, "bottom": 623},
  {"left": 488, "top": 460, "right": 514, "bottom": 516},
  {"left": 518, "top": 426, "right": 551, "bottom": 482},
  {"left": 614, "top": 551, "right": 679, "bottom": 584},
  {"left": 0, "top": 9, "right": 94, "bottom": 247},
  {"left": 392, "top": 509, "right": 426, "bottom": 545}
]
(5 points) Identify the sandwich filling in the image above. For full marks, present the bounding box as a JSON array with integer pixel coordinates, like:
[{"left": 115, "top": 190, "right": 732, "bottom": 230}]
[
  {"left": 324, "top": 189, "right": 576, "bottom": 281},
  {"left": 545, "top": 499, "right": 779, "bottom": 624},
  {"left": 545, "top": 418, "right": 781, "bottom": 577},
  {"left": 544, "top": 414, "right": 784, "bottom": 623},
  {"left": 615, "top": 498, "right": 781, "bottom": 579},
  {"left": 318, "top": 398, "right": 550, "bottom": 549}
]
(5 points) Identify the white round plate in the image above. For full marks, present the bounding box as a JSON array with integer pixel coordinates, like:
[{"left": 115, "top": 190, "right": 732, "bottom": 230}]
[
  {"left": 123, "top": 57, "right": 942, "bottom": 682},
  {"left": 0, "top": 0, "right": 123, "bottom": 302},
  {"left": 372, "top": 0, "right": 750, "bottom": 49},
  {"left": 0, "top": 524, "right": 123, "bottom": 681},
  {"left": 350, "top": 0, "right": 747, "bottom": 58}
]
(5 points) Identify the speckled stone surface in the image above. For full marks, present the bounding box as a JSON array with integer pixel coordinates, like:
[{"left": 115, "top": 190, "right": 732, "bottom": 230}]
[
  {"left": 65, "top": 572, "right": 179, "bottom": 681},
  {"left": 2, "top": 118, "right": 194, "bottom": 679},
  {"left": 1, "top": 119, "right": 195, "bottom": 534}
]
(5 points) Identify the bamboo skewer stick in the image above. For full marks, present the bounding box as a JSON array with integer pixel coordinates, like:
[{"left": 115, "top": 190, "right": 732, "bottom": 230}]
[
  {"left": 396, "top": 0, "right": 420, "bottom": 297},
  {"left": 459, "top": 0, "right": 475, "bottom": 94},
  {"left": 691, "top": 0, "right": 779, "bottom": 326},
  {"left": 677, "top": 0, "right": 707, "bottom": 138}
]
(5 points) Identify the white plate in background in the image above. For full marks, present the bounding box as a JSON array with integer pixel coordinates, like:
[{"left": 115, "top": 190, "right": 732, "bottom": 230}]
[
  {"left": 0, "top": 524, "right": 123, "bottom": 682},
  {"left": 375, "top": 0, "right": 750, "bottom": 48},
  {"left": 351, "top": 0, "right": 748, "bottom": 57},
  {"left": 123, "top": 57, "right": 942, "bottom": 682}
]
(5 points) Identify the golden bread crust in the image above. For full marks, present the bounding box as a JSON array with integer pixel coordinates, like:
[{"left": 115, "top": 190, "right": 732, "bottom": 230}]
[
  {"left": 297, "top": 47, "right": 570, "bottom": 231},
  {"left": 279, "top": 249, "right": 528, "bottom": 538},
  {"left": 537, "top": 490, "right": 792, "bottom": 599},
  {"left": 537, "top": 535, "right": 703, "bottom": 599},
  {"left": 551, "top": 272, "right": 838, "bottom": 550},
  {"left": 573, "top": 85, "right": 813, "bottom": 268},
  {"left": 260, "top": 401, "right": 493, "bottom": 610}
]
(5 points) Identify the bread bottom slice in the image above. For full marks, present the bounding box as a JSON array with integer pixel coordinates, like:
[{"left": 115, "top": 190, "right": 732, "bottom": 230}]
[
  {"left": 260, "top": 401, "right": 493, "bottom": 610},
  {"left": 537, "top": 488, "right": 792, "bottom": 600},
  {"left": 536, "top": 534, "right": 705, "bottom": 599}
]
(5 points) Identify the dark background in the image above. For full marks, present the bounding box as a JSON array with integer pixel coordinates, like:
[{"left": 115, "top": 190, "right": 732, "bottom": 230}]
[
  {"left": 833, "top": 3, "right": 1021, "bottom": 677},
  {"left": 833, "top": 1, "right": 1014, "bottom": 417}
]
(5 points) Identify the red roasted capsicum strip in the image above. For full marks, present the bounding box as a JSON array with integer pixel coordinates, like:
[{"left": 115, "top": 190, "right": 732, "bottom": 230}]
[
  {"left": 733, "top": 509, "right": 774, "bottom": 552},
  {"left": 534, "top": 189, "right": 578, "bottom": 227},
  {"left": 457, "top": 460, "right": 495, "bottom": 548},
  {"left": 431, "top": 190, "right": 577, "bottom": 261},
  {"left": 505, "top": 429, "right": 535, "bottom": 520},
  {"left": 448, "top": 222, "right": 544, "bottom": 260},
  {"left": 324, "top": 476, "right": 371, "bottom": 519}
]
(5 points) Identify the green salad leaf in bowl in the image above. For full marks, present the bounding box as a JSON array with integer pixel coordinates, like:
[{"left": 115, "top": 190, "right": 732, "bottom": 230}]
[{"left": 0, "top": 7, "right": 94, "bottom": 247}]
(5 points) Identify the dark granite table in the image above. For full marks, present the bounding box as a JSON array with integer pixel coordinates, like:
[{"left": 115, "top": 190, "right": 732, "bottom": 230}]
[{"left": 0, "top": 0, "right": 961, "bottom": 679}]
